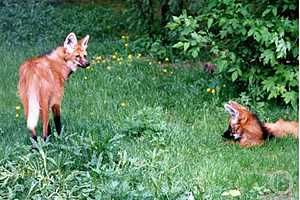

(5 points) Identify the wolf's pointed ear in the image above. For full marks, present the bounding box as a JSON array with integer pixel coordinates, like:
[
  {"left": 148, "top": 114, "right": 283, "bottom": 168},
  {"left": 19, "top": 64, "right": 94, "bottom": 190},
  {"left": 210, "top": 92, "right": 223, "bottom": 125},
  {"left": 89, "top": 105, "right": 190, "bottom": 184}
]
[
  {"left": 64, "top": 32, "right": 77, "bottom": 53},
  {"left": 80, "top": 35, "right": 89, "bottom": 49}
]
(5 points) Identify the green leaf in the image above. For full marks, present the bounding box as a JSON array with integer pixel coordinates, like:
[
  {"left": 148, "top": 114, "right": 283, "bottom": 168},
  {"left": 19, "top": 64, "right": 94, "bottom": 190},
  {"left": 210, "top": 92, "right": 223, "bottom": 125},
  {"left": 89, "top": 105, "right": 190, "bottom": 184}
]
[
  {"left": 190, "top": 40, "right": 197, "bottom": 46},
  {"left": 262, "top": 78, "right": 275, "bottom": 92},
  {"left": 220, "top": 30, "right": 228, "bottom": 39},
  {"left": 272, "top": 6, "right": 277, "bottom": 16},
  {"left": 191, "top": 48, "right": 199, "bottom": 58},
  {"left": 260, "top": 49, "right": 276, "bottom": 65},
  {"left": 232, "top": 71, "right": 239, "bottom": 81},
  {"left": 228, "top": 68, "right": 236, "bottom": 73},
  {"left": 292, "top": 47, "right": 298, "bottom": 58},
  {"left": 183, "top": 42, "right": 190, "bottom": 52},
  {"left": 262, "top": 8, "right": 271, "bottom": 17},
  {"left": 240, "top": 27, "right": 247, "bottom": 36},
  {"left": 253, "top": 31, "right": 261, "bottom": 42},
  {"left": 282, "top": 91, "right": 297, "bottom": 107},
  {"left": 207, "top": 18, "right": 213, "bottom": 29},
  {"left": 191, "top": 32, "right": 199, "bottom": 41},
  {"left": 275, "top": 39, "right": 290, "bottom": 58},
  {"left": 247, "top": 27, "right": 255, "bottom": 37},
  {"left": 229, "top": 53, "right": 236, "bottom": 62},
  {"left": 172, "top": 42, "right": 184, "bottom": 48},
  {"left": 166, "top": 22, "right": 178, "bottom": 30},
  {"left": 172, "top": 16, "right": 180, "bottom": 23}
]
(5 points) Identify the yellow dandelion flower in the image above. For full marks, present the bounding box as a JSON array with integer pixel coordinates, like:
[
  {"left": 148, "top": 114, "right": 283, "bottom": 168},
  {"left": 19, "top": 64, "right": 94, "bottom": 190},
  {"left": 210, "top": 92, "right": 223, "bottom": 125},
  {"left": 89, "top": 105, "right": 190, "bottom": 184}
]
[
  {"left": 137, "top": 53, "right": 142, "bottom": 58},
  {"left": 125, "top": 43, "right": 128, "bottom": 48},
  {"left": 84, "top": 76, "right": 88, "bottom": 80},
  {"left": 86, "top": 66, "right": 91, "bottom": 70},
  {"left": 118, "top": 62, "right": 122, "bottom": 65},
  {"left": 162, "top": 69, "right": 167, "bottom": 73},
  {"left": 207, "top": 88, "right": 211, "bottom": 93},
  {"left": 95, "top": 56, "right": 102, "bottom": 60},
  {"left": 121, "top": 35, "right": 126, "bottom": 39},
  {"left": 165, "top": 57, "right": 169, "bottom": 62},
  {"left": 16, "top": 106, "right": 21, "bottom": 110},
  {"left": 128, "top": 54, "right": 132, "bottom": 60},
  {"left": 16, "top": 113, "right": 19, "bottom": 118},
  {"left": 112, "top": 55, "right": 117, "bottom": 59},
  {"left": 107, "top": 66, "right": 112, "bottom": 70},
  {"left": 158, "top": 61, "right": 161, "bottom": 64},
  {"left": 149, "top": 62, "right": 152, "bottom": 65},
  {"left": 120, "top": 102, "right": 128, "bottom": 107},
  {"left": 211, "top": 88, "right": 216, "bottom": 94}
]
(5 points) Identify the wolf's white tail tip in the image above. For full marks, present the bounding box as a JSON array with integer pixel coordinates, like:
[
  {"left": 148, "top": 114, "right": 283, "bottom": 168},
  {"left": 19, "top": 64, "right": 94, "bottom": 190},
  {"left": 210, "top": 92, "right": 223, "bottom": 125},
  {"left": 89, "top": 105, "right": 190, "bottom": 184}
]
[{"left": 27, "top": 94, "right": 40, "bottom": 130}]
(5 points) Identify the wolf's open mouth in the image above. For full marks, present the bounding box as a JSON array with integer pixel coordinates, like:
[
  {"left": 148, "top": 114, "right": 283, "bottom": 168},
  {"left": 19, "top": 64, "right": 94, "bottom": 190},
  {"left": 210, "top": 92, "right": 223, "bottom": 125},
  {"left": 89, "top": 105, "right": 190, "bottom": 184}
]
[{"left": 78, "top": 61, "right": 90, "bottom": 68}]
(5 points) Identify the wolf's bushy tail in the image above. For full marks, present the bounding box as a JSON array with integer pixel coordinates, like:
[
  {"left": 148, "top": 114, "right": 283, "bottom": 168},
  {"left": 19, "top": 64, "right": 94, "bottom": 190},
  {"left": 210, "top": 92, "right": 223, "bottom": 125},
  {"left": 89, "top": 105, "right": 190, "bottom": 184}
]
[
  {"left": 264, "top": 119, "right": 298, "bottom": 138},
  {"left": 26, "top": 83, "right": 40, "bottom": 130}
]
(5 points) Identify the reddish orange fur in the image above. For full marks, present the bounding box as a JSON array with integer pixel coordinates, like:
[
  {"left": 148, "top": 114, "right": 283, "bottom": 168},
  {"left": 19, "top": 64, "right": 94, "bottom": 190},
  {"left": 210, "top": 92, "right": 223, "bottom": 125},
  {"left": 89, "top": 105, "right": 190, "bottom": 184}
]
[
  {"left": 18, "top": 33, "right": 90, "bottom": 140},
  {"left": 227, "top": 102, "right": 264, "bottom": 147},
  {"left": 225, "top": 101, "right": 298, "bottom": 148},
  {"left": 264, "top": 119, "right": 298, "bottom": 138}
]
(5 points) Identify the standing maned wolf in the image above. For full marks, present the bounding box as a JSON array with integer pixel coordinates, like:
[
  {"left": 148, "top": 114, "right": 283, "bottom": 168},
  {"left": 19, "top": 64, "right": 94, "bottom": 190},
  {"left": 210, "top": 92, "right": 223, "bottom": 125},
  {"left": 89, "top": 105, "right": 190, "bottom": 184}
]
[
  {"left": 18, "top": 32, "right": 90, "bottom": 141},
  {"left": 222, "top": 101, "right": 298, "bottom": 148}
]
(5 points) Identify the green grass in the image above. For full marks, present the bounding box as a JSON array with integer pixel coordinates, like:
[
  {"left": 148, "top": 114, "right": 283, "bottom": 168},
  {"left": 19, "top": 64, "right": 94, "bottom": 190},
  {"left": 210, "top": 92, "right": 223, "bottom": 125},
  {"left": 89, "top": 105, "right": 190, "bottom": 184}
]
[
  {"left": 0, "top": 38, "right": 298, "bottom": 199},
  {"left": 0, "top": 2, "right": 298, "bottom": 199}
]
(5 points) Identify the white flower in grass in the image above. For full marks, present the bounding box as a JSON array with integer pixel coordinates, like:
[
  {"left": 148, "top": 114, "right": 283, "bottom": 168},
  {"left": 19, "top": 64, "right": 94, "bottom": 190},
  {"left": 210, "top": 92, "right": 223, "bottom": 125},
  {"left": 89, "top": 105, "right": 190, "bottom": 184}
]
[{"left": 221, "top": 189, "right": 241, "bottom": 197}]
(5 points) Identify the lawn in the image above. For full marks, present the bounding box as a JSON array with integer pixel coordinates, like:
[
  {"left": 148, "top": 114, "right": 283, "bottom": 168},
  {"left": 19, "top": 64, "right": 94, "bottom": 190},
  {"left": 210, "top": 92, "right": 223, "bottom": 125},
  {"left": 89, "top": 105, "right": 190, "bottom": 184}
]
[{"left": 0, "top": 2, "right": 298, "bottom": 200}]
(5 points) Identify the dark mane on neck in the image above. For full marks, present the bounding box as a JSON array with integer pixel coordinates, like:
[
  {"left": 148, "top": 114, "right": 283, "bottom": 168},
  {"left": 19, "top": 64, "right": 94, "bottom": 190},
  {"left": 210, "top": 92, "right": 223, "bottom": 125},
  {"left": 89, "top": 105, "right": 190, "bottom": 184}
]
[{"left": 252, "top": 113, "right": 273, "bottom": 140}]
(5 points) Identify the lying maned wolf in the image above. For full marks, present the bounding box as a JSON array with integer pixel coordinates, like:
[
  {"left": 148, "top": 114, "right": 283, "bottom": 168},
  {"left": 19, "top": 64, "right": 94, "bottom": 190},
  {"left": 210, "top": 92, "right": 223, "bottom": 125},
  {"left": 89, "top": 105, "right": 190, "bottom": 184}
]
[{"left": 223, "top": 101, "right": 298, "bottom": 147}]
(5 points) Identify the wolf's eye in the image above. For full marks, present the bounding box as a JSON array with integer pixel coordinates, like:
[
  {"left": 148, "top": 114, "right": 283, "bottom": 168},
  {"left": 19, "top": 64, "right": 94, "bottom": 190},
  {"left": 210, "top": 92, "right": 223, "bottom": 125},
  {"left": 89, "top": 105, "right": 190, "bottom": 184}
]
[
  {"left": 84, "top": 55, "right": 87, "bottom": 58},
  {"left": 76, "top": 55, "right": 80, "bottom": 58}
]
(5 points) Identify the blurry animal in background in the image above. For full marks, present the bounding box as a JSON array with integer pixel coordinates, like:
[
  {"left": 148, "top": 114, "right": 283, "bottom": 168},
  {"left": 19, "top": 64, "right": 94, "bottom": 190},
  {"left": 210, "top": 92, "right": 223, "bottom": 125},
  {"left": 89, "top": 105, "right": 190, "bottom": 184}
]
[{"left": 203, "top": 62, "right": 216, "bottom": 74}]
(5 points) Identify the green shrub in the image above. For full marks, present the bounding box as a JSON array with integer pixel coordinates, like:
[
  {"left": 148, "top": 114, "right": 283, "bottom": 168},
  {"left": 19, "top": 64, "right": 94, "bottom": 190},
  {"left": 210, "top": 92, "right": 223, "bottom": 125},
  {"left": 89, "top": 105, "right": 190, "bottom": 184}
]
[
  {"left": 0, "top": 132, "right": 123, "bottom": 199},
  {"left": 122, "top": 106, "right": 168, "bottom": 138},
  {"left": 166, "top": 10, "right": 211, "bottom": 60},
  {"left": 0, "top": 125, "right": 187, "bottom": 199},
  {"left": 167, "top": 0, "right": 299, "bottom": 107}
]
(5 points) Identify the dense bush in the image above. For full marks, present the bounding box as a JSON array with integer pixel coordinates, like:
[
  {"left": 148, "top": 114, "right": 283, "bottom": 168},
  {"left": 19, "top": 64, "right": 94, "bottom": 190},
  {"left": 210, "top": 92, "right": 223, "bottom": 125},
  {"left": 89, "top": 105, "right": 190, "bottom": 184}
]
[
  {"left": 124, "top": 0, "right": 208, "bottom": 35},
  {"left": 167, "top": 0, "right": 298, "bottom": 107}
]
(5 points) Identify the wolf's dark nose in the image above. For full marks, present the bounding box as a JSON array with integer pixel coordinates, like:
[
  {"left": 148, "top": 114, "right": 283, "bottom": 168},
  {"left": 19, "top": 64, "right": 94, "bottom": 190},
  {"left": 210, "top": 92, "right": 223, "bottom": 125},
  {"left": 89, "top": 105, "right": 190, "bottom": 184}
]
[{"left": 81, "top": 62, "right": 90, "bottom": 68}]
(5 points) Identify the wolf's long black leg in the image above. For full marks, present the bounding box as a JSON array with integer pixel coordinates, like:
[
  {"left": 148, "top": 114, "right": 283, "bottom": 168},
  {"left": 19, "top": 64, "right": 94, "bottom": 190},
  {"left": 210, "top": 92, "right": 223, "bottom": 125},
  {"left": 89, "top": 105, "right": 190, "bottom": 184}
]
[
  {"left": 52, "top": 104, "right": 61, "bottom": 135},
  {"left": 222, "top": 125, "right": 234, "bottom": 140},
  {"left": 48, "top": 123, "right": 52, "bottom": 135}
]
